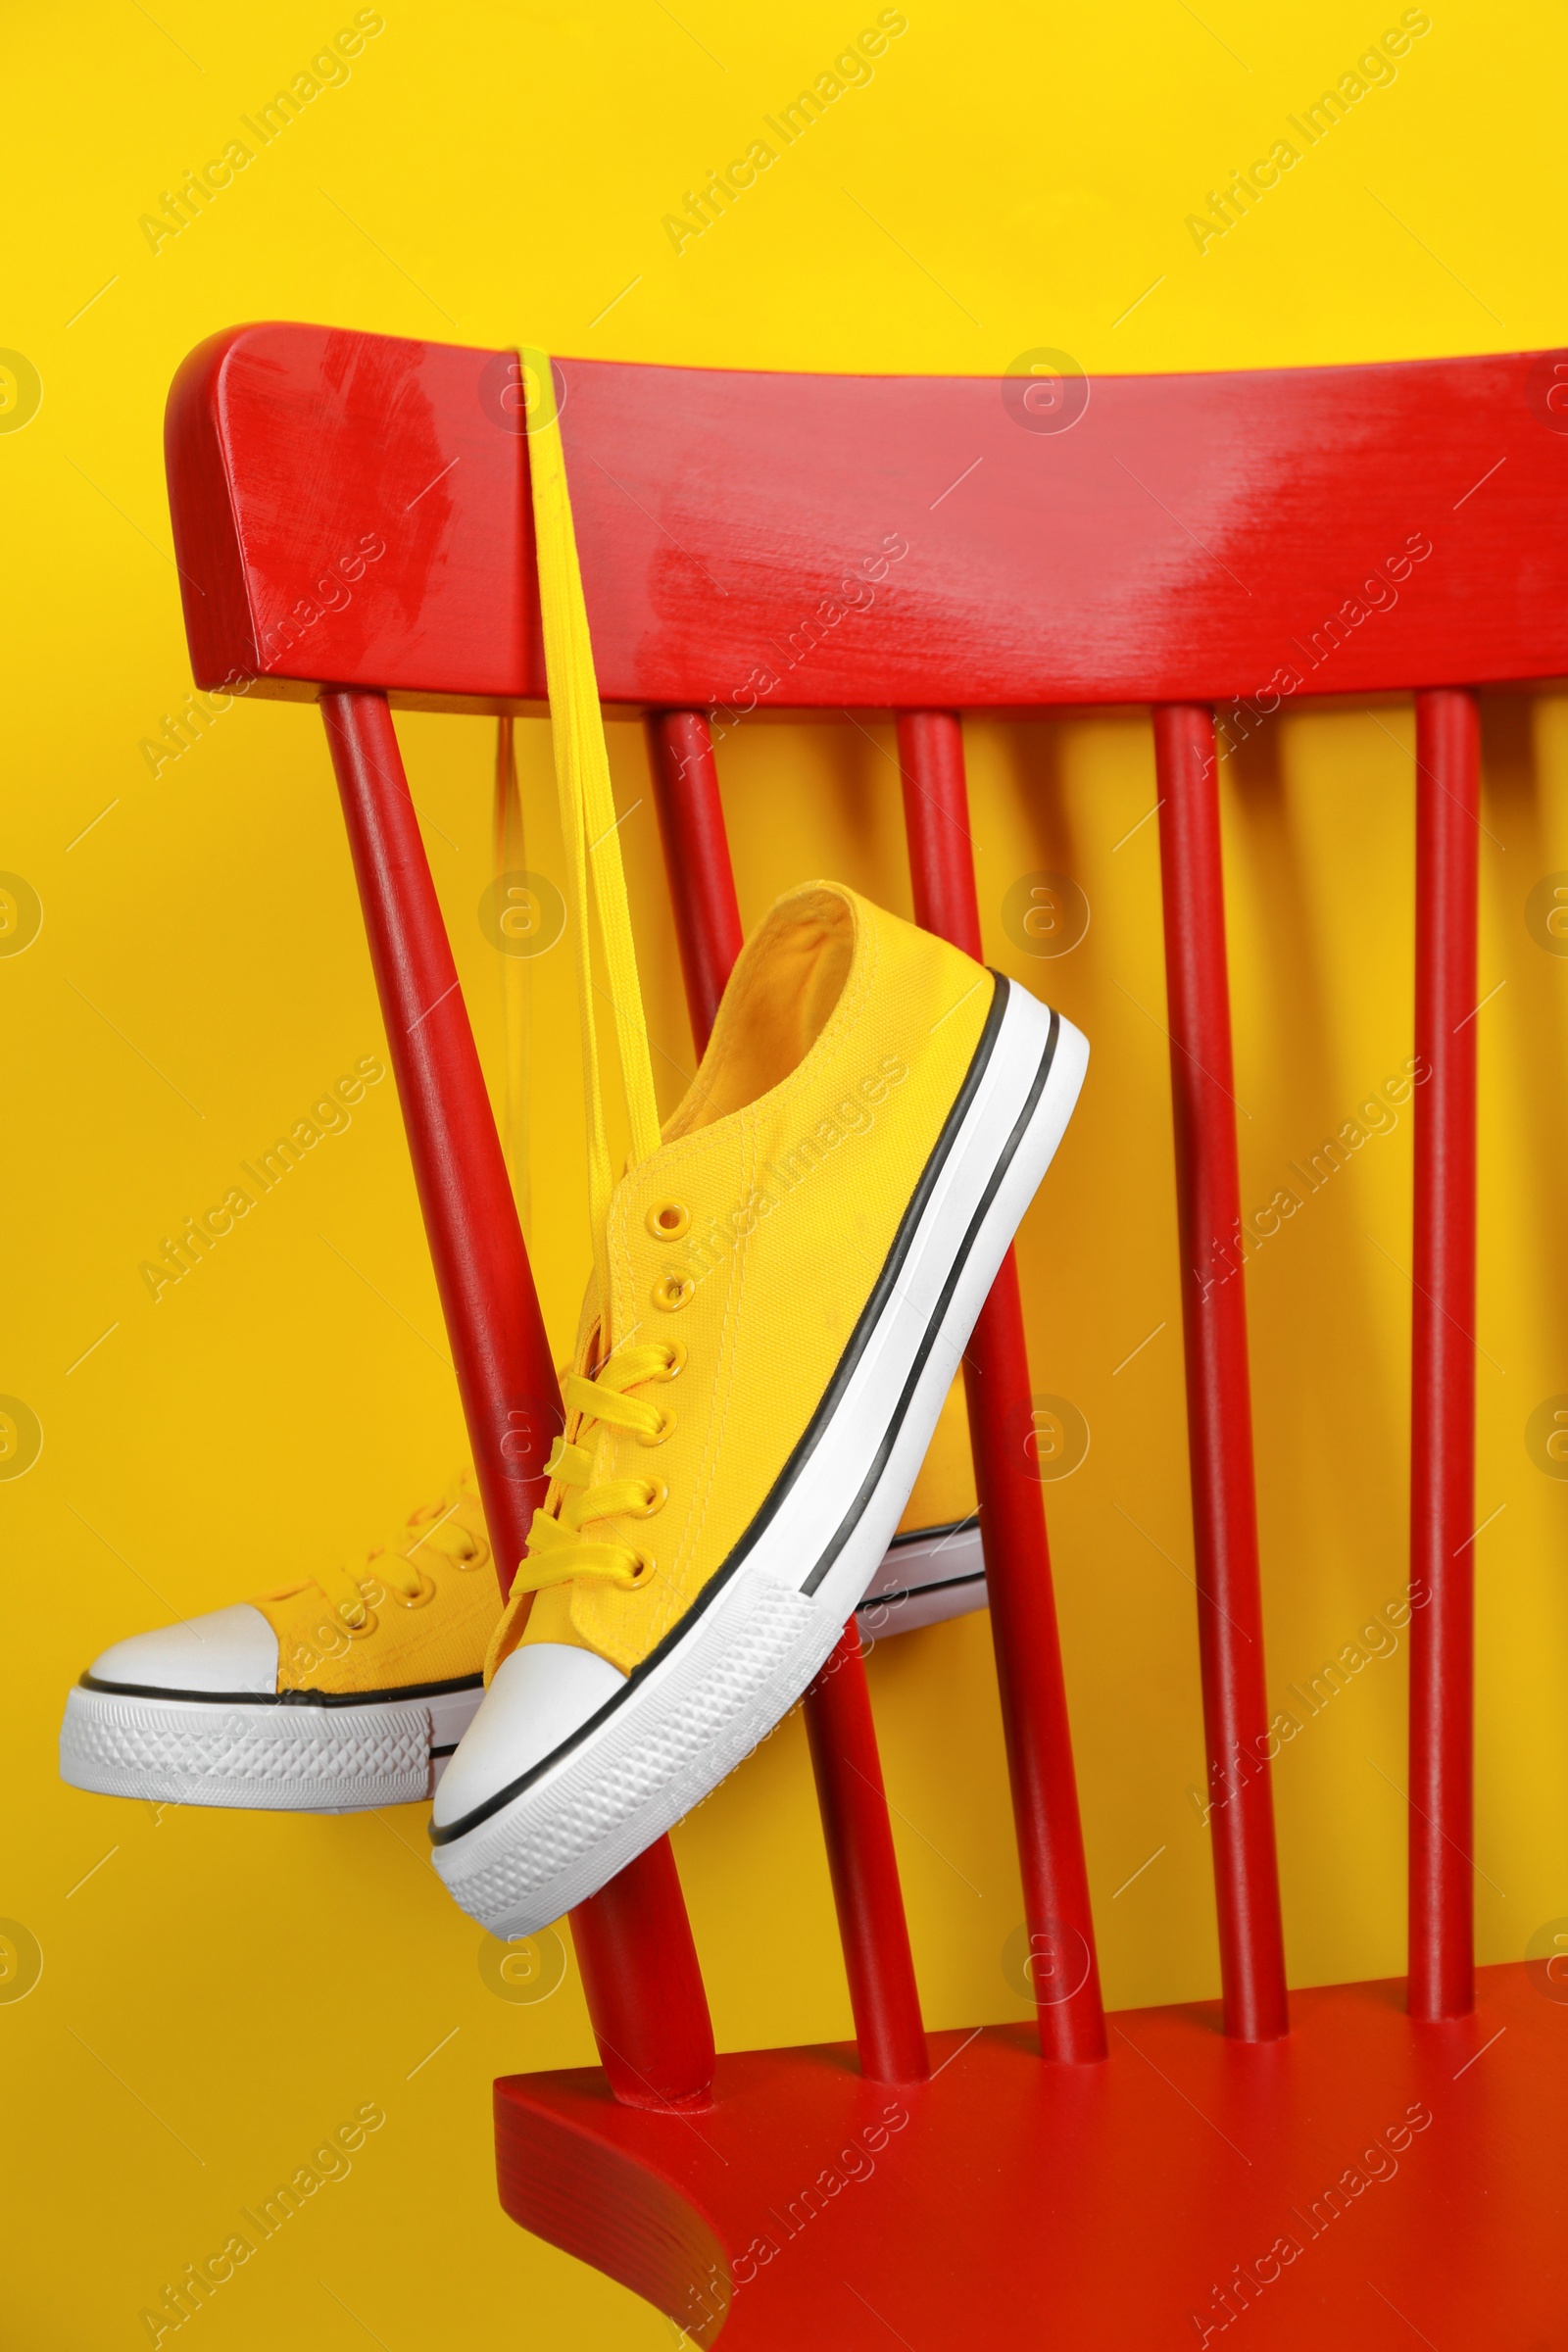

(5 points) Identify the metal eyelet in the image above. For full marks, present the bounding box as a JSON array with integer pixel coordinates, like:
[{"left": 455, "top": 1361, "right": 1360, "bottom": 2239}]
[
  {"left": 637, "top": 1408, "right": 676, "bottom": 1448},
  {"left": 625, "top": 1480, "right": 667, "bottom": 1519},
  {"left": 391, "top": 1568, "right": 439, "bottom": 1609},
  {"left": 646, "top": 1201, "right": 690, "bottom": 1242},
  {"left": 652, "top": 1273, "right": 694, "bottom": 1313},
  {"left": 622, "top": 1549, "right": 657, "bottom": 1589},
  {"left": 651, "top": 1343, "right": 686, "bottom": 1382},
  {"left": 337, "top": 1601, "right": 379, "bottom": 1641}
]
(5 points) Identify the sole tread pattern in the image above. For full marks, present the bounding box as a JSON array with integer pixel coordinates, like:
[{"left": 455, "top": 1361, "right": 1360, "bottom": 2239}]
[{"left": 60, "top": 1689, "right": 430, "bottom": 1809}]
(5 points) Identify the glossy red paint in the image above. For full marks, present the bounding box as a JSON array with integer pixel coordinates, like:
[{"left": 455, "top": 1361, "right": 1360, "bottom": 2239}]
[
  {"left": 898, "top": 710, "right": 1106, "bottom": 2066},
  {"left": 166, "top": 327, "right": 538, "bottom": 707},
  {"left": 647, "top": 709, "right": 928, "bottom": 2086},
  {"left": 496, "top": 1963, "right": 1568, "bottom": 2348},
  {"left": 1154, "top": 706, "right": 1290, "bottom": 2044},
  {"left": 167, "top": 323, "right": 1568, "bottom": 713},
  {"left": 1408, "top": 689, "right": 1481, "bottom": 2023}
]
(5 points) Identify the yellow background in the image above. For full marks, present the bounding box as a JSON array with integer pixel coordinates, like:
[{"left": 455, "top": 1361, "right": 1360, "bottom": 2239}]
[{"left": 6, "top": 3, "right": 1567, "bottom": 2343}]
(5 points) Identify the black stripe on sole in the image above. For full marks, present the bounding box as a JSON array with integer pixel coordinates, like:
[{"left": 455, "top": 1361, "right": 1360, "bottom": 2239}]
[
  {"left": 858, "top": 1568, "right": 988, "bottom": 1612},
  {"left": 885, "top": 1513, "right": 980, "bottom": 1549},
  {"left": 78, "top": 1671, "right": 483, "bottom": 1709},
  {"left": 802, "top": 1000, "right": 1057, "bottom": 1595}
]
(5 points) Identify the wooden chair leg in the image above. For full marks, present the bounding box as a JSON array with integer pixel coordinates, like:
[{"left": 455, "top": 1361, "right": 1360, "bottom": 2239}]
[
  {"left": 1152, "top": 704, "right": 1289, "bottom": 2042},
  {"left": 897, "top": 710, "right": 1107, "bottom": 2064},
  {"left": 647, "top": 709, "right": 929, "bottom": 2083},
  {"left": 322, "top": 687, "right": 714, "bottom": 2108},
  {"left": 1408, "top": 687, "right": 1480, "bottom": 2023}
]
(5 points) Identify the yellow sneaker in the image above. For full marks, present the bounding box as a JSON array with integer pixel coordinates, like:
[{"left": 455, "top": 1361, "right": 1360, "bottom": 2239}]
[
  {"left": 59, "top": 1474, "right": 498, "bottom": 1811},
  {"left": 430, "top": 881, "right": 1087, "bottom": 1934}
]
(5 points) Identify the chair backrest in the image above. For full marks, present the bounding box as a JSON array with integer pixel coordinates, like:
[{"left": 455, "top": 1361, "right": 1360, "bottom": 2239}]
[
  {"left": 169, "top": 325, "right": 1568, "bottom": 707},
  {"left": 166, "top": 324, "right": 1568, "bottom": 2090}
]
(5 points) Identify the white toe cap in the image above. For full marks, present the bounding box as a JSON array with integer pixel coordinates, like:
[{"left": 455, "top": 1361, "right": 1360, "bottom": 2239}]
[
  {"left": 87, "top": 1603, "right": 280, "bottom": 1696},
  {"left": 430, "top": 1642, "right": 625, "bottom": 1834}
]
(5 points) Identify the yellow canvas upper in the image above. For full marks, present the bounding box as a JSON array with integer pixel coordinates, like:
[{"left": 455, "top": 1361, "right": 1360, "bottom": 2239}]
[
  {"left": 499, "top": 881, "right": 993, "bottom": 1679},
  {"left": 242, "top": 1393, "right": 970, "bottom": 1701},
  {"left": 256, "top": 1473, "right": 499, "bottom": 1694}
]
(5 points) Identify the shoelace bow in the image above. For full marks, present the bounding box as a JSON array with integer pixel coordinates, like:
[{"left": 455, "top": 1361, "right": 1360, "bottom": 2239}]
[
  {"left": 315, "top": 1490, "right": 487, "bottom": 1630},
  {"left": 502, "top": 350, "right": 667, "bottom": 1614}
]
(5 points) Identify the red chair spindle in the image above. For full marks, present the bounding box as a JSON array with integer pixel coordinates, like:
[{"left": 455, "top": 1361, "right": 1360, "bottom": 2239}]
[
  {"left": 321, "top": 691, "right": 556, "bottom": 1562},
  {"left": 1408, "top": 686, "right": 1480, "bottom": 2023},
  {"left": 647, "top": 710, "right": 744, "bottom": 1050},
  {"left": 1152, "top": 703, "right": 1289, "bottom": 2042},
  {"left": 805, "top": 1628, "right": 932, "bottom": 2082},
  {"left": 896, "top": 710, "right": 1107, "bottom": 2064},
  {"left": 646, "top": 709, "right": 929, "bottom": 2081},
  {"left": 567, "top": 1838, "right": 715, "bottom": 2109},
  {"left": 321, "top": 687, "right": 715, "bottom": 2109}
]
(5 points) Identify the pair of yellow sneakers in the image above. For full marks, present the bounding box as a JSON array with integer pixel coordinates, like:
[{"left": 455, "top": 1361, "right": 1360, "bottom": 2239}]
[
  {"left": 60, "top": 353, "right": 1089, "bottom": 1941},
  {"left": 57, "top": 1349, "right": 983, "bottom": 1818},
  {"left": 60, "top": 886, "right": 1086, "bottom": 1935}
]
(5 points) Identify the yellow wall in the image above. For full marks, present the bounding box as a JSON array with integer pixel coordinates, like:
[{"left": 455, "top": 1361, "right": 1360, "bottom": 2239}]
[{"left": 7, "top": 3, "right": 1567, "bottom": 2343}]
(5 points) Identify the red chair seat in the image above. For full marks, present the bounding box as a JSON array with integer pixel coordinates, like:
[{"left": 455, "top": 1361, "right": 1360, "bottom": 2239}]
[{"left": 497, "top": 1962, "right": 1567, "bottom": 2346}]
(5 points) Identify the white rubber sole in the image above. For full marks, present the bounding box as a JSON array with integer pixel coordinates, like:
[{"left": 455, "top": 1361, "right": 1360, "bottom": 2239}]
[
  {"left": 59, "top": 1679, "right": 483, "bottom": 1813},
  {"left": 432, "top": 981, "right": 1087, "bottom": 1936}
]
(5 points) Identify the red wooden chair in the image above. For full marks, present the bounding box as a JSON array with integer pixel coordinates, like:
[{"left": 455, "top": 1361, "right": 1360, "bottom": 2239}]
[{"left": 164, "top": 328, "right": 1568, "bottom": 2346}]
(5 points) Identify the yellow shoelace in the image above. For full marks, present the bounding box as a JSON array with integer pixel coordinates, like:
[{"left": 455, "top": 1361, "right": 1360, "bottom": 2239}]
[
  {"left": 504, "top": 349, "right": 669, "bottom": 1610},
  {"left": 493, "top": 714, "right": 532, "bottom": 1237},
  {"left": 314, "top": 1489, "right": 489, "bottom": 1632},
  {"left": 523, "top": 1344, "right": 680, "bottom": 1593}
]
